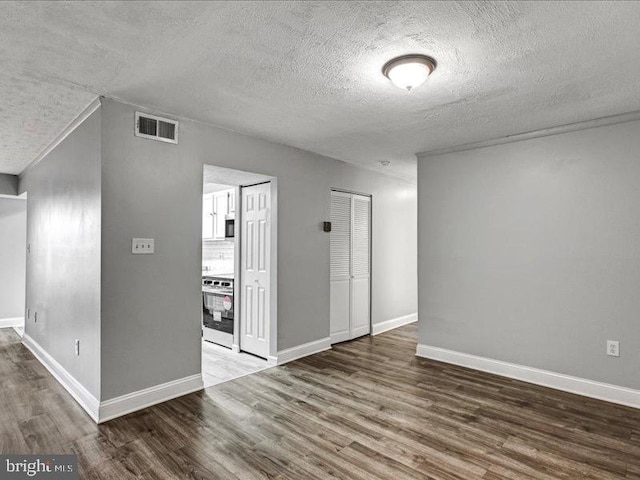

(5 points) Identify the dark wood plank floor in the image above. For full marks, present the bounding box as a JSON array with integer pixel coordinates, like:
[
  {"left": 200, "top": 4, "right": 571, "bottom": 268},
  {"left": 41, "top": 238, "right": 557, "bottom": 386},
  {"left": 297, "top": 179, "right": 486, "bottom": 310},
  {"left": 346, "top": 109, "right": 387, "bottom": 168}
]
[{"left": 2, "top": 324, "right": 640, "bottom": 479}]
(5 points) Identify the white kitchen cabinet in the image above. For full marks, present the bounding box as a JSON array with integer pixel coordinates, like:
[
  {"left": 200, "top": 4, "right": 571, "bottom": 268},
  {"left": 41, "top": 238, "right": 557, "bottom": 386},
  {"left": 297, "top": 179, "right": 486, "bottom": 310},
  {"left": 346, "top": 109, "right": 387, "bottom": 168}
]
[
  {"left": 227, "top": 189, "right": 235, "bottom": 213},
  {"left": 203, "top": 189, "right": 235, "bottom": 240},
  {"left": 202, "top": 193, "right": 214, "bottom": 239},
  {"left": 212, "top": 191, "right": 228, "bottom": 239}
]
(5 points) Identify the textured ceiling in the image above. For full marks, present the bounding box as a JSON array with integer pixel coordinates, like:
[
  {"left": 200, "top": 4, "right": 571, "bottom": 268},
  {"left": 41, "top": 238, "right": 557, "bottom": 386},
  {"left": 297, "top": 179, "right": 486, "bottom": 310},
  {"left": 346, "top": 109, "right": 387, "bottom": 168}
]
[{"left": 2, "top": 1, "right": 640, "bottom": 179}]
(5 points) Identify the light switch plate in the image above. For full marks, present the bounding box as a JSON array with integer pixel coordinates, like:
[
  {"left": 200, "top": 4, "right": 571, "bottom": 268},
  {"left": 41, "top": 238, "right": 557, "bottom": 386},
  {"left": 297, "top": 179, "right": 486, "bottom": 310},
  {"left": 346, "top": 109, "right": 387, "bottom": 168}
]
[{"left": 132, "top": 238, "right": 155, "bottom": 254}]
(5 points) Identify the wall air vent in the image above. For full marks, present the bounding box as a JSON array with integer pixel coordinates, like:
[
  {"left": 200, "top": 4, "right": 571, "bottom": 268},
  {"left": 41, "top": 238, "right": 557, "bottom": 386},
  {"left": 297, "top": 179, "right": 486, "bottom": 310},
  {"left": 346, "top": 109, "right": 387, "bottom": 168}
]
[{"left": 135, "top": 112, "right": 178, "bottom": 144}]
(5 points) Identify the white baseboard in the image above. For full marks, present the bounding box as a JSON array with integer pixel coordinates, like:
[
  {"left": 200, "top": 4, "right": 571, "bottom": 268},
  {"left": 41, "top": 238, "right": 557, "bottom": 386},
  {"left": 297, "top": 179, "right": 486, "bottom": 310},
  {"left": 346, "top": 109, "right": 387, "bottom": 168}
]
[
  {"left": 22, "top": 334, "right": 100, "bottom": 422},
  {"left": 372, "top": 313, "right": 417, "bottom": 335},
  {"left": 0, "top": 317, "right": 24, "bottom": 329},
  {"left": 416, "top": 344, "right": 640, "bottom": 409},
  {"left": 277, "top": 337, "right": 332, "bottom": 365},
  {"left": 99, "top": 374, "right": 204, "bottom": 423}
]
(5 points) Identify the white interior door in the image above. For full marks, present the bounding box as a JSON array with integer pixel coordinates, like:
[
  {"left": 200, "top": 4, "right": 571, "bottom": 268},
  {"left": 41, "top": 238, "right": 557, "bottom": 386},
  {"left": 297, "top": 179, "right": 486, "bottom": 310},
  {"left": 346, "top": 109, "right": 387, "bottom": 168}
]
[
  {"left": 240, "top": 183, "right": 270, "bottom": 358},
  {"left": 330, "top": 191, "right": 371, "bottom": 344},
  {"left": 350, "top": 195, "right": 371, "bottom": 339},
  {"left": 330, "top": 191, "right": 352, "bottom": 344}
]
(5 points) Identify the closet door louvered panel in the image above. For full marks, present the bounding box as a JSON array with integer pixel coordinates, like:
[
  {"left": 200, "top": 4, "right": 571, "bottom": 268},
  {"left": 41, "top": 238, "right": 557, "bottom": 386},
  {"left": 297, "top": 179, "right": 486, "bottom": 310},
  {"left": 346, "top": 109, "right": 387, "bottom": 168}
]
[
  {"left": 350, "top": 194, "right": 371, "bottom": 339},
  {"left": 330, "top": 191, "right": 352, "bottom": 343},
  {"left": 352, "top": 195, "right": 371, "bottom": 277},
  {"left": 330, "top": 193, "right": 351, "bottom": 279}
]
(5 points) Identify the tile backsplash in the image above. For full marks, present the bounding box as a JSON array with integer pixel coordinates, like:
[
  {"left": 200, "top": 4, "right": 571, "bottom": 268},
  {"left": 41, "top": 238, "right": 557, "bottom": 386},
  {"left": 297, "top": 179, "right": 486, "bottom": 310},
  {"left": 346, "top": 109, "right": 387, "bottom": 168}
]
[{"left": 202, "top": 240, "right": 234, "bottom": 274}]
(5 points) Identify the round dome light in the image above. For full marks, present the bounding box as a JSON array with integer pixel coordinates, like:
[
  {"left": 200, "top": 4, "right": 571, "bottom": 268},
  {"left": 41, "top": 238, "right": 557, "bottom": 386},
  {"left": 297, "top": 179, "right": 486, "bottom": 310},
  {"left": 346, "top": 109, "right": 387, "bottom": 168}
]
[{"left": 382, "top": 54, "right": 437, "bottom": 91}]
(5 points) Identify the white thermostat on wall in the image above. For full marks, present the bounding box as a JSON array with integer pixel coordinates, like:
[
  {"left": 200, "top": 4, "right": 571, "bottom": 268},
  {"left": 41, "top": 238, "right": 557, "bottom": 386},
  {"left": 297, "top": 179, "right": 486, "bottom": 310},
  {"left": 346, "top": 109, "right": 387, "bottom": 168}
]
[{"left": 132, "top": 238, "right": 155, "bottom": 254}]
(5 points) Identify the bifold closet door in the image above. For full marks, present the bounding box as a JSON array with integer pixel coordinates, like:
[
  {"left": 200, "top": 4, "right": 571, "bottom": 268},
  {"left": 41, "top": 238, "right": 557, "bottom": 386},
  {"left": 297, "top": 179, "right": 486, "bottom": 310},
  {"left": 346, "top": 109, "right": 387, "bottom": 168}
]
[{"left": 330, "top": 191, "right": 370, "bottom": 344}]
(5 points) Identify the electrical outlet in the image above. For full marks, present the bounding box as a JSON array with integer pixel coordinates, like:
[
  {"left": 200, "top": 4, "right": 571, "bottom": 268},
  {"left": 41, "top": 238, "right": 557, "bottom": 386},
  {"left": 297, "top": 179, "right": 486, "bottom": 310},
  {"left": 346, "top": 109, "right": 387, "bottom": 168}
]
[
  {"left": 607, "top": 340, "right": 620, "bottom": 357},
  {"left": 74, "top": 339, "right": 80, "bottom": 356},
  {"left": 132, "top": 238, "right": 155, "bottom": 254}
]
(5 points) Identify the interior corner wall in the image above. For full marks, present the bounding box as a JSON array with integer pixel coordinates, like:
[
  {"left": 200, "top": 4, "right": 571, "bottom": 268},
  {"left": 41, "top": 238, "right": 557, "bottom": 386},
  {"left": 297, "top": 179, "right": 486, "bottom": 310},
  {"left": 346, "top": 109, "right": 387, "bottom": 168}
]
[
  {"left": 0, "top": 198, "right": 26, "bottom": 320},
  {"left": 18, "top": 107, "right": 102, "bottom": 399},
  {"left": 99, "top": 98, "right": 417, "bottom": 400},
  {"left": 417, "top": 119, "right": 640, "bottom": 390},
  {"left": 0, "top": 173, "right": 18, "bottom": 196}
]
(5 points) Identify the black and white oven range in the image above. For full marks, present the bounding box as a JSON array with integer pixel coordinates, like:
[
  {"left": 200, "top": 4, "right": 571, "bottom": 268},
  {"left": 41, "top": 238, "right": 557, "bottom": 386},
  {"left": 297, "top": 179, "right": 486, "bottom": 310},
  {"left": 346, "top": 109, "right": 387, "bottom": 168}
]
[{"left": 202, "top": 276, "right": 234, "bottom": 348}]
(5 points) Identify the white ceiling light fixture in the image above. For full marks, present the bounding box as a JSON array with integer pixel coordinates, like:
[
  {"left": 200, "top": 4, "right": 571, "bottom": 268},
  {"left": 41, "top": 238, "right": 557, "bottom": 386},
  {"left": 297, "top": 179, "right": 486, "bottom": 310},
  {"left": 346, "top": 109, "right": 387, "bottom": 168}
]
[{"left": 382, "top": 54, "right": 437, "bottom": 91}]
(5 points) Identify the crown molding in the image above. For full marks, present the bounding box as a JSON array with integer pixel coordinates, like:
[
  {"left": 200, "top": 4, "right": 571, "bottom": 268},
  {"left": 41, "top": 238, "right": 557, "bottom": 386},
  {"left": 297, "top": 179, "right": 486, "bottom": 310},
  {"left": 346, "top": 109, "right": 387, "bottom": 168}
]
[
  {"left": 19, "top": 97, "right": 102, "bottom": 178},
  {"left": 417, "top": 110, "right": 640, "bottom": 159}
]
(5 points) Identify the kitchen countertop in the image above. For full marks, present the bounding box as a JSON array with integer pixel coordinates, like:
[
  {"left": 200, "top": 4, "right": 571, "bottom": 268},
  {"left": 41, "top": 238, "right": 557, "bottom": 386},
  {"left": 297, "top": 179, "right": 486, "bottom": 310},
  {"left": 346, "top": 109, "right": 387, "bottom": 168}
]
[{"left": 202, "top": 272, "right": 234, "bottom": 280}]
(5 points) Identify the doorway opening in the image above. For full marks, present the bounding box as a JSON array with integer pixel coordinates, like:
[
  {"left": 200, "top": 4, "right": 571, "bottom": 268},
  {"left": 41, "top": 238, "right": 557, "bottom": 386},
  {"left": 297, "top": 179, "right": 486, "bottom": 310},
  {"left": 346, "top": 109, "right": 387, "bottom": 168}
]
[
  {"left": 201, "top": 165, "right": 277, "bottom": 387},
  {"left": 0, "top": 192, "right": 27, "bottom": 338}
]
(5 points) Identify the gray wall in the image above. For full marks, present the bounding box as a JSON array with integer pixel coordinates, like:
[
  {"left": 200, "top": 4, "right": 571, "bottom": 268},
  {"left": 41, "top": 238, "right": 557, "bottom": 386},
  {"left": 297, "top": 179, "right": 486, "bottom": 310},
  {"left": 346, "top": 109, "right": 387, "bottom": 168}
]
[
  {"left": 417, "top": 119, "right": 640, "bottom": 390},
  {"left": 0, "top": 198, "right": 26, "bottom": 320},
  {"left": 100, "top": 98, "right": 416, "bottom": 400},
  {"left": 19, "top": 109, "right": 102, "bottom": 398},
  {"left": 0, "top": 174, "right": 18, "bottom": 196}
]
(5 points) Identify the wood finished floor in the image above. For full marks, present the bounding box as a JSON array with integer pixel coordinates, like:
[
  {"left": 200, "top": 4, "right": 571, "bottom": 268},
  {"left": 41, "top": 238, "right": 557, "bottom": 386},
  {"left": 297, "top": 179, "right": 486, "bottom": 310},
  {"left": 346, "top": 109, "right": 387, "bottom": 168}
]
[{"left": 1, "top": 324, "right": 640, "bottom": 479}]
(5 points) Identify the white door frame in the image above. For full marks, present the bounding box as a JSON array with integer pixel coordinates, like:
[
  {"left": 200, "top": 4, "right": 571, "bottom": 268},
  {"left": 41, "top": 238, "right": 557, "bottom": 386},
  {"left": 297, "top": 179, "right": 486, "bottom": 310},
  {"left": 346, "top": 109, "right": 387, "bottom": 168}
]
[
  {"left": 329, "top": 188, "right": 372, "bottom": 342},
  {"left": 233, "top": 179, "right": 278, "bottom": 363}
]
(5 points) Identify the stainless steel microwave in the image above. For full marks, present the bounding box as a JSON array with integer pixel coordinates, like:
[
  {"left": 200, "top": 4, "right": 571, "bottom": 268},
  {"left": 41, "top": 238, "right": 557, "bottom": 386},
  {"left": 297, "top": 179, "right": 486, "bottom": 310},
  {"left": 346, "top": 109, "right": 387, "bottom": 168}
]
[{"left": 225, "top": 217, "right": 234, "bottom": 238}]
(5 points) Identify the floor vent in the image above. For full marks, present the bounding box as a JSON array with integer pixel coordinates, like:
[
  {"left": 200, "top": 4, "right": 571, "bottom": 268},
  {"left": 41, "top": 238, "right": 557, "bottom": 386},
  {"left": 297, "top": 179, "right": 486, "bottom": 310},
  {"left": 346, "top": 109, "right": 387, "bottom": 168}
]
[{"left": 135, "top": 112, "right": 178, "bottom": 144}]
